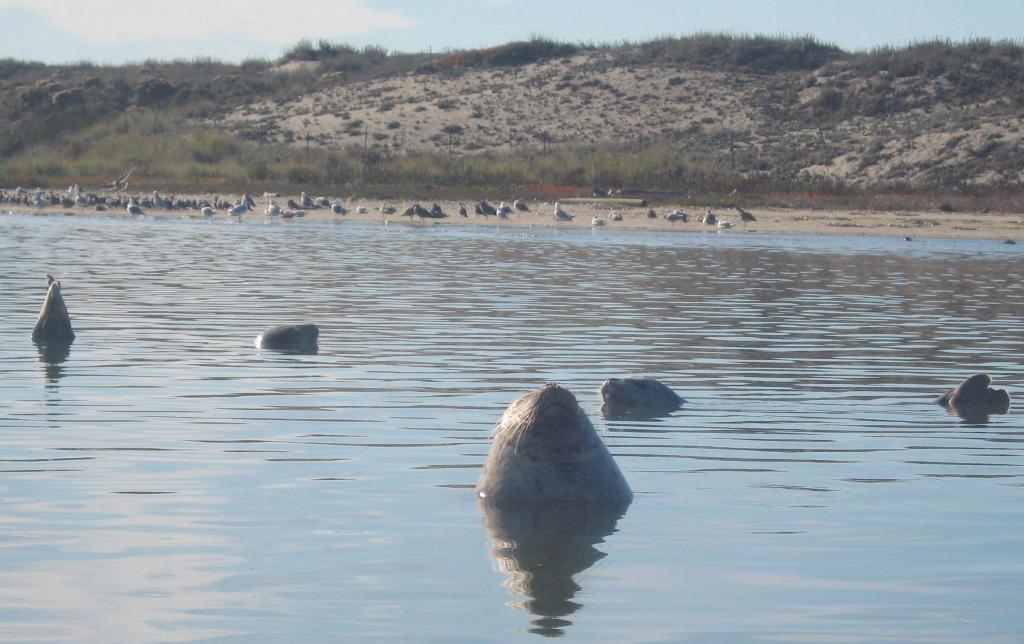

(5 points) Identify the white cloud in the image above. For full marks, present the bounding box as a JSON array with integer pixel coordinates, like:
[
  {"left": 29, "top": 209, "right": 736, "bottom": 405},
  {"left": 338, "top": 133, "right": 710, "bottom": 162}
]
[{"left": 0, "top": 0, "right": 417, "bottom": 46}]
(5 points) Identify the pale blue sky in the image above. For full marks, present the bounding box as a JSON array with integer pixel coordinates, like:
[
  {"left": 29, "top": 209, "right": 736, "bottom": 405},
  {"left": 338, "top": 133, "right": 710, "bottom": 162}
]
[{"left": 0, "top": 0, "right": 1021, "bottom": 64}]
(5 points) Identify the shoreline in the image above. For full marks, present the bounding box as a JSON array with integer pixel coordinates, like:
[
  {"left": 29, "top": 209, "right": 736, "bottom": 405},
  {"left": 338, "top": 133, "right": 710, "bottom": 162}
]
[{"left": 4, "top": 195, "right": 1024, "bottom": 242}]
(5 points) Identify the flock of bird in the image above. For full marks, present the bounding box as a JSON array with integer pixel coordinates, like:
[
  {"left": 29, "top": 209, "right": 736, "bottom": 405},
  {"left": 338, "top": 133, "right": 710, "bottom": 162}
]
[{"left": 0, "top": 182, "right": 758, "bottom": 228}]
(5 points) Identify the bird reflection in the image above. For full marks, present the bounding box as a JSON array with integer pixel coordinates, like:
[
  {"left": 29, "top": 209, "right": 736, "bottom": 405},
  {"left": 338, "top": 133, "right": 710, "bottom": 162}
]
[
  {"left": 35, "top": 340, "right": 71, "bottom": 387},
  {"left": 479, "top": 499, "right": 629, "bottom": 637}
]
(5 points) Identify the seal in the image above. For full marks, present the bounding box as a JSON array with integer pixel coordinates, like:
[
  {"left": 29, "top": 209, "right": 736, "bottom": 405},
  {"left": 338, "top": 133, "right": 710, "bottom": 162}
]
[
  {"left": 936, "top": 374, "right": 1010, "bottom": 416},
  {"left": 599, "top": 377, "right": 683, "bottom": 420},
  {"left": 32, "top": 274, "right": 75, "bottom": 345},
  {"left": 255, "top": 323, "right": 319, "bottom": 354},
  {"left": 476, "top": 383, "right": 633, "bottom": 505}
]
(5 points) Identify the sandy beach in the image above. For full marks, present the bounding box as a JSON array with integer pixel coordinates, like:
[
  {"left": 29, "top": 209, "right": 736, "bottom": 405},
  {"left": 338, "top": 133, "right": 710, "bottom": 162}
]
[{"left": 8, "top": 194, "right": 1024, "bottom": 242}]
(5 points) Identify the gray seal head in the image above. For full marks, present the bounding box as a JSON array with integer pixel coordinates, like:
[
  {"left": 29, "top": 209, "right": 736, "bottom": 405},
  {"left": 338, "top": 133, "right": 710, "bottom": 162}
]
[
  {"left": 476, "top": 383, "right": 632, "bottom": 505},
  {"left": 936, "top": 374, "right": 1010, "bottom": 420},
  {"left": 255, "top": 324, "right": 319, "bottom": 354},
  {"left": 600, "top": 377, "right": 683, "bottom": 420},
  {"left": 32, "top": 274, "right": 75, "bottom": 346}
]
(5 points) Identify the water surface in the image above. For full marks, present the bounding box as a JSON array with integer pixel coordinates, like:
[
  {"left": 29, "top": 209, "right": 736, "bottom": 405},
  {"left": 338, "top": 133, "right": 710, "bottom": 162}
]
[{"left": 1, "top": 212, "right": 1022, "bottom": 641}]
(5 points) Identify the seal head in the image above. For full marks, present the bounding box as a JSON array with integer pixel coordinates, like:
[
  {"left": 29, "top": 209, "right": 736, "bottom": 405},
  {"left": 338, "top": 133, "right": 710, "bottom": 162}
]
[
  {"left": 255, "top": 323, "right": 319, "bottom": 354},
  {"left": 32, "top": 274, "right": 75, "bottom": 346},
  {"left": 476, "top": 383, "right": 632, "bottom": 505},
  {"left": 600, "top": 377, "right": 683, "bottom": 420},
  {"left": 936, "top": 374, "right": 1010, "bottom": 418}
]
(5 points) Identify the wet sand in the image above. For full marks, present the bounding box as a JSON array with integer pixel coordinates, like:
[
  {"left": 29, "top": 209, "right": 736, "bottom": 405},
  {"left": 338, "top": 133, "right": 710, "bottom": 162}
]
[{"left": 7, "top": 196, "right": 1024, "bottom": 241}]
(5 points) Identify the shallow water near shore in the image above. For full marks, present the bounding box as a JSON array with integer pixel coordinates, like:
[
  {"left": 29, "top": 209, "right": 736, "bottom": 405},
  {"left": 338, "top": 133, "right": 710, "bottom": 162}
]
[{"left": 1, "top": 212, "right": 1022, "bottom": 642}]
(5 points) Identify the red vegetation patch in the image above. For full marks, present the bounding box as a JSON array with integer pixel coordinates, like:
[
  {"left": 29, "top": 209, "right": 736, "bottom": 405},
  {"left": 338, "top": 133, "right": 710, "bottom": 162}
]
[{"left": 528, "top": 183, "right": 579, "bottom": 196}]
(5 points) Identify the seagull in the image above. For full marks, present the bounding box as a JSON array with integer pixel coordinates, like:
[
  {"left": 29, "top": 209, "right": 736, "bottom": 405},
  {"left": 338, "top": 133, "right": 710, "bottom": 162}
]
[
  {"left": 266, "top": 201, "right": 282, "bottom": 216},
  {"left": 32, "top": 191, "right": 51, "bottom": 208},
  {"left": 412, "top": 203, "right": 431, "bottom": 221},
  {"left": 201, "top": 206, "right": 215, "bottom": 217},
  {"left": 228, "top": 201, "right": 250, "bottom": 217},
  {"left": 701, "top": 210, "right": 717, "bottom": 225},
  {"left": 458, "top": 204, "right": 468, "bottom": 217},
  {"left": 331, "top": 202, "right": 348, "bottom": 215},
  {"left": 664, "top": 210, "right": 687, "bottom": 224},
  {"left": 476, "top": 200, "right": 497, "bottom": 217},
  {"left": 152, "top": 191, "right": 172, "bottom": 209},
  {"left": 591, "top": 216, "right": 607, "bottom": 227},
  {"left": 646, "top": 207, "right": 657, "bottom": 219},
  {"left": 717, "top": 220, "right": 734, "bottom": 229},
  {"left": 513, "top": 199, "right": 529, "bottom": 212},
  {"left": 357, "top": 206, "right": 369, "bottom": 214},
  {"left": 105, "top": 169, "right": 131, "bottom": 191},
  {"left": 497, "top": 202, "right": 513, "bottom": 219},
  {"left": 380, "top": 204, "right": 396, "bottom": 215},
  {"left": 554, "top": 202, "right": 573, "bottom": 222},
  {"left": 735, "top": 206, "right": 756, "bottom": 222},
  {"left": 610, "top": 210, "right": 623, "bottom": 221},
  {"left": 127, "top": 199, "right": 144, "bottom": 216},
  {"left": 301, "top": 192, "right": 315, "bottom": 208}
]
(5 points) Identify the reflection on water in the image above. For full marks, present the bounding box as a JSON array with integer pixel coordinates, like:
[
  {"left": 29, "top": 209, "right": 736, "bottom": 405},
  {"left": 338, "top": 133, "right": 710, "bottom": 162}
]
[
  {"left": 34, "top": 339, "right": 71, "bottom": 386},
  {"left": 479, "top": 500, "right": 628, "bottom": 637},
  {"left": 941, "top": 401, "right": 1011, "bottom": 425},
  {"left": 0, "top": 212, "right": 1021, "bottom": 641}
]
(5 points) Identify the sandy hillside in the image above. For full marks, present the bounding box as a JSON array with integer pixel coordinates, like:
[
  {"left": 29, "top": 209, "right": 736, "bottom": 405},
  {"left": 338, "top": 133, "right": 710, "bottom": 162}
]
[{"left": 216, "top": 50, "right": 1024, "bottom": 188}]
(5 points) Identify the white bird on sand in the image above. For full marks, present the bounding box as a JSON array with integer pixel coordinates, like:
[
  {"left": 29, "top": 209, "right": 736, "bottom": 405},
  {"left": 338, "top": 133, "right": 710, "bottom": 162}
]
[
  {"left": 591, "top": 216, "right": 607, "bottom": 227},
  {"left": 497, "top": 202, "right": 513, "bottom": 218},
  {"left": 610, "top": 210, "right": 623, "bottom": 221},
  {"left": 717, "top": 220, "right": 734, "bottom": 229},
  {"left": 228, "top": 201, "right": 250, "bottom": 217},
  {"left": 513, "top": 199, "right": 529, "bottom": 212},
  {"left": 201, "top": 206, "right": 215, "bottom": 217},
  {"left": 32, "top": 192, "right": 50, "bottom": 208},
  {"left": 127, "top": 199, "right": 144, "bottom": 216},
  {"left": 553, "top": 202, "right": 573, "bottom": 222},
  {"left": 265, "top": 201, "right": 281, "bottom": 216}
]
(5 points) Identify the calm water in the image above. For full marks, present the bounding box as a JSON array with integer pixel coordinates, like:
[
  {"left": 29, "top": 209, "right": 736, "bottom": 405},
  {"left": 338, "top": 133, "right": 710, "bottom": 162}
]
[{"left": 1, "top": 212, "right": 1022, "bottom": 642}]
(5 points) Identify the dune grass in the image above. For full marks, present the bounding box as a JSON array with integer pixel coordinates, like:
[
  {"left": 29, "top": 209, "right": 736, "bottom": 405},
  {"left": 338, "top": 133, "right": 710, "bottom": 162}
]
[{"left": 4, "top": 111, "right": 1022, "bottom": 215}]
